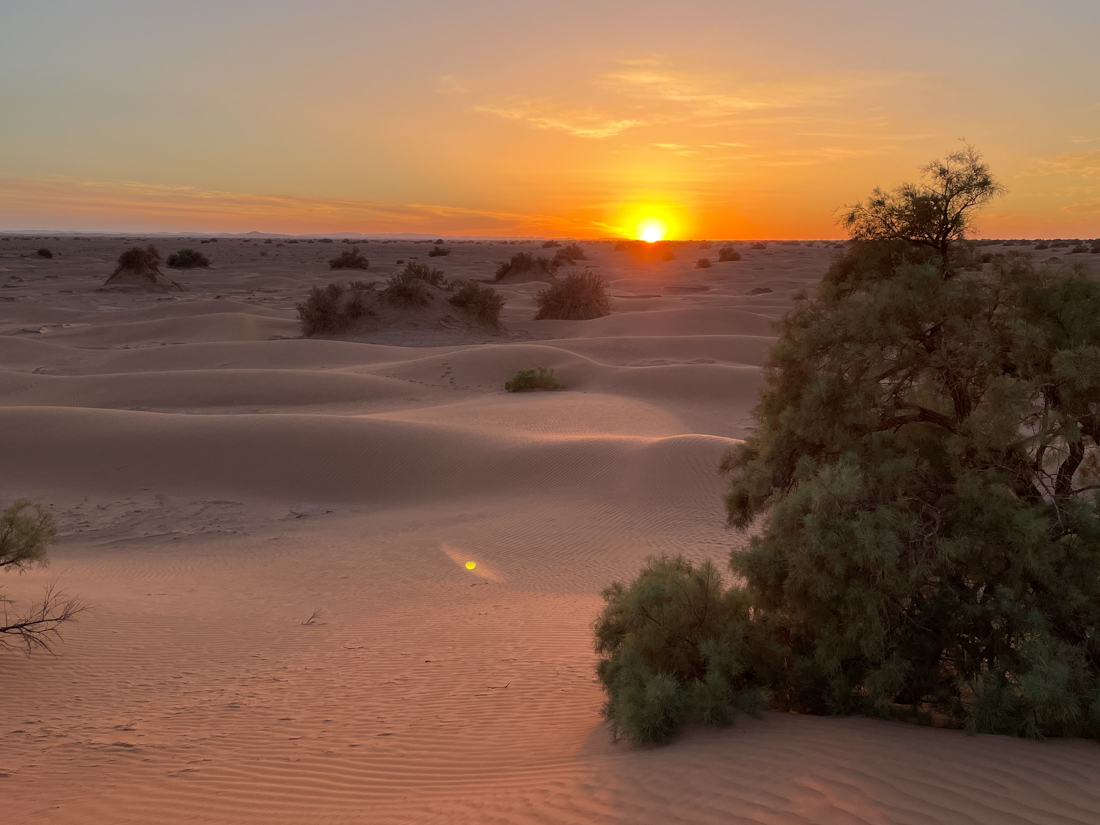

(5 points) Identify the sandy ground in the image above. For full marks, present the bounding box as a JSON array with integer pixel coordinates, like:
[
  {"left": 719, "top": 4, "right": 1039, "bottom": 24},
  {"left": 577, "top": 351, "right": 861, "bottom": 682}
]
[{"left": 1, "top": 235, "right": 1098, "bottom": 824}]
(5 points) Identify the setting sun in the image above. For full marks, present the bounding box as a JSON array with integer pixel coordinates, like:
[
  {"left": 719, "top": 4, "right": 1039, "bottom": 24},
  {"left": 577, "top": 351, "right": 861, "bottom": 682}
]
[{"left": 636, "top": 217, "right": 668, "bottom": 243}]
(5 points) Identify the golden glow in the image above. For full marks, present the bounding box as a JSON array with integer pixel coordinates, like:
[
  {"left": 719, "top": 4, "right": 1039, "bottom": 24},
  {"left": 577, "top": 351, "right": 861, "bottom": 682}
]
[
  {"left": 465, "top": 561, "right": 477, "bottom": 570},
  {"left": 637, "top": 217, "right": 668, "bottom": 243}
]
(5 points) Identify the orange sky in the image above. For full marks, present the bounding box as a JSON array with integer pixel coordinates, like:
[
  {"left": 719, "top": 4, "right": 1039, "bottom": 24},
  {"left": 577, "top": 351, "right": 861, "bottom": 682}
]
[{"left": 2, "top": 1, "right": 1098, "bottom": 238}]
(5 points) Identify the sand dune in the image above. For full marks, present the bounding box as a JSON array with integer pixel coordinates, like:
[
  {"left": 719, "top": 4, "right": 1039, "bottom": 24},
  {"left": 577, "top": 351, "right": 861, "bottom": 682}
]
[{"left": 2, "top": 236, "right": 1097, "bottom": 824}]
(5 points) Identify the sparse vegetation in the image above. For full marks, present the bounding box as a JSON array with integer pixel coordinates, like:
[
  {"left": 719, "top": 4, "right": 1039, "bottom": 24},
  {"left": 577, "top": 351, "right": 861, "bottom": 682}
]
[
  {"left": 36, "top": 248, "right": 52, "bottom": 259},
  {"left": 534, "top": 270, "right": 611, "bottom": 321},
  {"left": 1035, "top": 242, "right": 1050, "bottom": 250},
  {"left": 448, "top": 281, "right": 505, "bottom": 329},
  {"left": 718, "top": 246, "right": 742, "bottom": 262},
  {"left": 428, "top": 246, "right": 451, "bottom": 257},
  {"left": 296, "top": 281, "right": 376, "bottom": 335},
  {"left": 1071, "top": 244, "right": 1089, "bottom": 253},
  {"left": 553, "top": 243, "right": 587, "bottom": 265},
  {"left": 113, "top": 245, "right": 162, "bottom": 276},
  {"left": 749, "top": 242, "right": 767, "bottom": 250},
  {"left": 542, "top": 240, "right": 562, "bottom": 248},
  {"left": 495, "top": 251, "right": 558, "bottom": 281},
  {"left": 329, "top": 248, "right": 370, "bottom": 271},
  {"left": 696, "top": 258, "right": 711, "bottom": 268},
  {"left": 1, "top": 501, "right": 84, "bottom": 654},
  {"left": 596, "top": 149, "right": 1100, "bottom": 745},
  {"left": 166, "top": 248, "right": 211, "bottom": 269},
  {"left": 383, "top": 272, "right": 432, "bottom": 307},
  {"left": 505, "top": 366, "right": 563, "bottom": 392},
  {"left": 699, "top": 241, "right": 713, "bottom": 250}
]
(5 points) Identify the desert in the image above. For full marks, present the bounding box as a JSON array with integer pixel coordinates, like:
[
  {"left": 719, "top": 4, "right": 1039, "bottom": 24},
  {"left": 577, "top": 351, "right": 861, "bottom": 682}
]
[{"left": 2, "top": 233, "right": 1100, "bottom": 823}]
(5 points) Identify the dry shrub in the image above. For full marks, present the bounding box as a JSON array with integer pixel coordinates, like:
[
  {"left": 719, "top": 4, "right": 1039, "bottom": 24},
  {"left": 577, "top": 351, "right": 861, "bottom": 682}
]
[
  {"left": 541, "top": 240, "right": 562, "bottom": 248},
  {"left": 401, "top": 261, "right": 445, "bottom": 286},
  {"left": 428, "top": 246, "right": 451, "bottom": 257},
  {"left": 750, "top": 242, "right": 767, "bottom": 250},
  {"left": 113, "top": 245, "right": 162, "bottom": 276},
  {"left": 329, "top": 248, "right": 370, "bottom": 271},
  {"left": 383, "top": 273, "right": 432, "bottom": 307},
  {"left": 553, "top": 243, "right": 587, "bottom": 264},
  {"left": 166, "top": 248, "right": 210, "bottom": 269},
  {"left": 699, "top": 241, "right": 713, "bottom": 250},
  {"left": 296, "top": 281, "right": 376, "bottom": 335},
  {"left": 448, "top": 281, "right": 505, "bottom": 329},
  {"left": 718, "top": 246, "right": 742, "bottom": 262},
  {"left": 535, "top": 270, "right": 611, "bottom": 320},
  {"left": 36, "top": 248, "right": 52, "bottom": 259},
  {"left": 496, "top": 251, "right": 558, "bottom": 281},
  {"left": 696, "top": 257, "right": 712, "bottom": 268}
]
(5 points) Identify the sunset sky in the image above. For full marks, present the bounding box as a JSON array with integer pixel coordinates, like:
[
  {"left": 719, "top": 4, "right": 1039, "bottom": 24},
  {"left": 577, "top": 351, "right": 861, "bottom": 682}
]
[{"left": 2, "top": 0, "right": 1098, "bottom": 238}]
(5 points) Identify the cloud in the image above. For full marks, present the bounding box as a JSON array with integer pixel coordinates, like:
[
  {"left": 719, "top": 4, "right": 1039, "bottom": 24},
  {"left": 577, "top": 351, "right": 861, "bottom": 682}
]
[
  {"left": 475, "top": 100, "right": 642, "bottom": 138},
  {"left": 1033, "top": 150, "right": 1100, "bottom": 178},
  {"left": 436, "top": 75, "right": 471, "bottom": 95},
  {"left": 1062, "top": 201, "right": 1100, "bottom": 214},
  {"left": 0, "top": 176, "right": 603, "bottom": 235}
]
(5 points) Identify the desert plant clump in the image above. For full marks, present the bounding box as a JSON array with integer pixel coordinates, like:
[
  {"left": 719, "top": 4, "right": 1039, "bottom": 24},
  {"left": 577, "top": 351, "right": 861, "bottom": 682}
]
[
  {"left": 296, "top": 281, "right": 376, "bottom": 335},
  {"left": 504, "top": 366, "right": 563, "bottom": 392},
  {"left": 553, "top": 243, "right": 587, "bottom": 265},
  {"left": 696, "top": 258, "right": 712, "bottom": 268},
  {"left": 428, "top": 246, "right": 451, "bottom": 257},
  {"left": 495, "top": 251, "right": 559, "bottom": 281},
  {"left": 718, "top": 245, "right": 742, "bottom": 262},
  {"left": 400, "top": 260, "right": 446, "bottom": 286},
  {"left": 448, "top": 281, "right": 505, "bottom": 329},
  {"left": 329, "top": 248, "right": 370, "bottom": 271},
  {"left": 36, "top": 248, "right": 52, "bottom": 259},
  {"left": 1, "top": 500, "right": 84, "bottom": 654},
  {"left": 699, "top": 241, "right": 713, "bottom": 250},
  {"left": 1071, "top": 244, "right": 1089, "bottom": 254},
  {"left": 383, "top": 272, "right": 432, "bottom": 307},
  {"left": 750, "top": 242, "right": 767, "bottom": 250},
  {"left": 104, "top": 245, "right": 184, "bottom": 292},
  {"left": 1035, "top": 242, "right": 1050, "bottom": 250},
  {"left": 542, "top": 240, "right": 562, "bottom": 248},
  {"left": 166, "top": 248, "right": 211, "bottom": 269},
  {"left": 534, "top": 270, "right": 611, "bottom": 321},
  {"left": 596, "top": 147, "right": 1100, "bottom": 745}
]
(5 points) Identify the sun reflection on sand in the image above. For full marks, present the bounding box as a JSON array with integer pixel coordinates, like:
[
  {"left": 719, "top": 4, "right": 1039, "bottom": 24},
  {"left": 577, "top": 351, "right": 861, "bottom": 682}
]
[{"left": 442, "top": 543, "right": 503, "bottom": 582}]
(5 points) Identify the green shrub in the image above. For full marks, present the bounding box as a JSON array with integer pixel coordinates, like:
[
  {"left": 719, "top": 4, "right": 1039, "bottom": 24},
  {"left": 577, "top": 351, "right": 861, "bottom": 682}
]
[
  {"left": 718, "top": 246, "right": 741, "bottom": 262},
  {"left": 329, "top": 248, "right": 370, "bottom": 271},
  {"left": 296, "top": 281, "right": 375, "bottom": 335},
  {"left": 594, "top": 556, "right": 766, "bottom": 744},
  {"left": 534, "top": 270, "right": 611, "bottom": 320},
  {"left": 166, "top": 248, "right": 211, "bottom": 269},
  {"left": 36, "top": 248, "right": 52, "bottom": 259},
  {"left": 449, "top": 281, "right": 505, "bottom": 329},
  {"left": 504, "top": 366, "right": 563, "bottom": 392},
  {"left": 496, "top": 251, "right": 558, "bottom": 281},
  {"left": 696, "top": 257, "right": 711, "bottom": 269}
]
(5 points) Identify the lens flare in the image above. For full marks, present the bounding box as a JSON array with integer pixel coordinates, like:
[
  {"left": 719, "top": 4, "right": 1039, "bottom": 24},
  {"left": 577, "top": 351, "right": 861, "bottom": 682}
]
[
  {"left": 465, "top": 561, "right": 477, "bottom": 570},
  {"left": 637, "top": 217, "right": 668, "bottom": 243}
]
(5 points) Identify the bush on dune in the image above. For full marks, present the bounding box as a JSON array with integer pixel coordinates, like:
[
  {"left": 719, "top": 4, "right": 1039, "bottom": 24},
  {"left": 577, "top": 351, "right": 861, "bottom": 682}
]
[
  {"left": 36, "top": 248, "right": 52, "bottom": 259},
  {"left": 166, "top": 248, "right": 210, "bottom": 269},
  {"left": 534, "top": 270, "right": 611, "bottom": 320},
  {"left": 553, "top": 243, "right": 587, "bottom": 265},
  {"left": 718, "top": 245, "right": 741, "bottom": 262},
  {"left": 696, "top": 258, "right": 711, "bottom": 268},
  {"left": 296, "top": 281, "right": 376, "bottom": 335},
  {"left": 596, "top": 145, "right": 1100, "bottom": 745},
  {"left": 495, "top": 251, "right": 558, "bottom": 281},
  {"left": 428, "top": 246, "right": 451, "bottom": 257},
  {"left": 504, "top": 366, "right": 563, "bottom": 392},
  {"left": 113, "top": 245, "right": 162, "bottom": 276},
  {"left": 329, "top": 248, "right": 370, "bottom": 271},
  {"left": 448, "top": 281, "right": 505, "bottom": 329}
]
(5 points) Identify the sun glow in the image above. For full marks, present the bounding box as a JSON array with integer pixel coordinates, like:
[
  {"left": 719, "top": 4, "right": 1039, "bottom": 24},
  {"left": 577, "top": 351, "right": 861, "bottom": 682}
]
[{"left": 636, "top": 217, "right": 668, "bottom": 243}]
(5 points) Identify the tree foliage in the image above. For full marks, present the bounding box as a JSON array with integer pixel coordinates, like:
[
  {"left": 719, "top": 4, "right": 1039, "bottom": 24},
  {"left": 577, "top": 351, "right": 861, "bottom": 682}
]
[{"left": 595, "top": 148, "right": 1100, "bottom": 744}]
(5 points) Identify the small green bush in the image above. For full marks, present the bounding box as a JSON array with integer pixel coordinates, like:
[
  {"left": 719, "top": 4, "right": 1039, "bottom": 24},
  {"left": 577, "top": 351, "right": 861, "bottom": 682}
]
[
  {"left": 329, "top": 248, "right": 370, "bottom": 271},
  {"left": 504, "top": 366, "right": 563, "bottom": 392},
  {"left": 36, "top": 248, "right": 52, "bottom": 259},
  {"left": 449, "top": 281, "right": 505, "bottom": 329},
  {"left": 696, "top": 258, "right": 711, "bottom": 269},
  {"left": 534, "top": 270, "right": 611, "bottom": 320},
  {"left": 718, "top": 246, "right": 742, "bottom": 262},
  {"left": 594, "top": 556, "right": 766, "bottom": 744},
  {"left": 166, "top": 248, "right": 211, "bottom": 269}
]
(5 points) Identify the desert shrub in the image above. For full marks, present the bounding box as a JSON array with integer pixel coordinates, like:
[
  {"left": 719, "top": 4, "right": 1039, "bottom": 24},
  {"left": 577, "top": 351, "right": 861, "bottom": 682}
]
[
  {"left": 296, "top": 281, "right": 375, "bottom": 335},
  {"left": 400, "top": 260, "right": 445, "bottom": 286},
  {"left": 264, "top": 239, "right": 273, "bottom": 244},
  {"left": 699, "top": 241, "right": 713, "bottom": 250},
  {"left": 534, "top": 270, "right": 611, "bottom": 320},
  {"left": 428, "top": 246, "right": 451, "bottom": 257},
  {"left": 696, "top": 258, "right": 712, "bottom": 269},
  {"left": 750, "top": 242, "right": 767, "bottom": 250},
  {"left": 383, "top": 272, "right": 432, "bottom": 307},
  {"left": 1071, "top": 244, "right": 1089, "bottom": 253},
  {"left": 594, "top": 556, "right": 766, "bottom": 744},
  {"left": 718, "top": 246, "right": 742, "bottom": 262},
  {"left": 433, "top": 238, "right": 444, "bottom": 245},
  {"left": 329, "top": 248, "right": 370, "bottom": 271},
  {"left": 504, "top": 366, "right": 563, "bottom": 392},
  {"left": 166, "top": 248, "right": 211, "bottom": 269},
  {"left": 1091, "top": 246, "right": 1100, "bottom": 254},
  {"left": 1, "top": 501, "right": 83, "bottom": 654},
  {"left": 542, "top": 240, "right": 562, "bottom": 248},
  {"left": 36, "top": 248, "right": 52, "bottom": 259},
  {"left": 113, "top": 245, "right": 162, "bottom": 276},
  {"left": 448, "top": 281, "right": 505, "bottom": 329},
  {"left": 1035, "top": 242, "right": 1050, "bottom": 250},
  {"left": 495, "top": 251, "right": 558, "bottom": 281},
  {"left": 553, "top": 243, "right": 587, "bottom": 265}
]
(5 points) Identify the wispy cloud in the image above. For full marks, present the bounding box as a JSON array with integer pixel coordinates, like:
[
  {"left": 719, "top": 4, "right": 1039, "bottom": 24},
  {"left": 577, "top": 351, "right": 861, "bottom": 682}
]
[
  {"left": 1031, "top": 150, "right": 1100, "bottom": 178},
  {"left": 0, "top": 176, "right": 604, "bottom": 235},
  {"left": 474, "top": 100, "right": 642, "bottom": 139},
  {"left": 1062, "top": 201, "right": 1100, "bottom": 214}
]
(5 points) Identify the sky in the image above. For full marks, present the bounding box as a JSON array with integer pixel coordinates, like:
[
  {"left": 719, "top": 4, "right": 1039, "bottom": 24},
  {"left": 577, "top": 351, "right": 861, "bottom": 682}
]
[{"left": 2, "top": 0, "right": 1099, "bottom": 238}]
